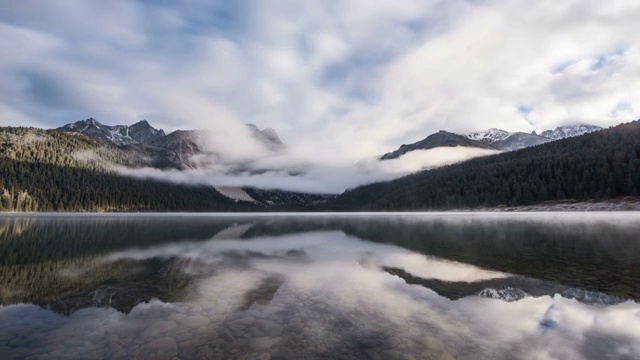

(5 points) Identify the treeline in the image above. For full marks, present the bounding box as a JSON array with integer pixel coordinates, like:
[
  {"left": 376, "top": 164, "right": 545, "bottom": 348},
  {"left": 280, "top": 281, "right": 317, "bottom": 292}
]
[
  {"left": 0, "top": 127, "right": 254, "bottom": 212},
  {"left": 243, "top": 187, "right": 336, "bottom": 209},
  {"left": 1, "top": 127, "right": 97, "bottom": 165},
  {"left": 0, "top": 217, "right": 235, "bottom": 265},
  {"left": 0, "top": 157, "right": 255, "bottom": 211},
  {"left": 0, "top": 255, "right": 191, "bottom": 313},
  {"left": 0, "top": 127, "right": 149, "bottom": 170},
  {"left": 335, "top": 121, "right": 640, "bottom": 210}
]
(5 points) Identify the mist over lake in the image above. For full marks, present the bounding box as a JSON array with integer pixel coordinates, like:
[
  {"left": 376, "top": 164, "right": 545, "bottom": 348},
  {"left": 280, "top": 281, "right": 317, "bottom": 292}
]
[{"left": 1, "top": 213, "right": 639, "bottom": 359}]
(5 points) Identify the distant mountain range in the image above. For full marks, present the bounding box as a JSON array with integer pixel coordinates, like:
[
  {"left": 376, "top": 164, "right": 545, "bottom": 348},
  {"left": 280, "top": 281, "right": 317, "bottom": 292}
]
[
  {"left": 58, "top": 118, "right": 283, "bottom": 148},
  {"left": 466, "top": 128, "right": 553, "bottom": 150},
  {"left": 336, "top": 121, "right": 639, "bottom": 211},
  {"left": 58, "top": 118, "right": 165, "bottom": 146},
  {"left": 57, "top": 118, "right": 283, "bottom": 171},
  {"left": 380, "top": 131, "right": 496, "bottom": 160},
  {"left": 380, "top": 124, "right": 602, "bottom": 160},
  {"left": 57, "top": 119, "right": 604, "bottom": 167},
  {"left": 2, "top": 115, "right": 633, "bottom": 212},
  {"left": 0, "top": 118, "right": 336, "bottom": 210},
  {"left": 535, "top": 124, "right": 603, "bottom": 140}
]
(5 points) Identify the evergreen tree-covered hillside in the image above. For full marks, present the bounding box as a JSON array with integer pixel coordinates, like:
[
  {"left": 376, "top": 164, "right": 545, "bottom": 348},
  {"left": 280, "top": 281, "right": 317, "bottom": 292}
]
[
  {"left": 0, "top": 127, "right": 247, "bottom": 212},
  {"left": 1, "top": 127, "right": 114, "bottom": 169},
  {"left": 334, "top": 121, "right": 640, "bottom": 210},
  {"left": 0, "top": 127, "right": 176, "bottom": 170}
]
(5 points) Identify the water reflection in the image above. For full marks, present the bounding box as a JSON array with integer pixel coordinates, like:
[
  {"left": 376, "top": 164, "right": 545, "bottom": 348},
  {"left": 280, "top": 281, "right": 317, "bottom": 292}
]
[{"left": 0, "top": 213, "right": 639, "bottom": 359}]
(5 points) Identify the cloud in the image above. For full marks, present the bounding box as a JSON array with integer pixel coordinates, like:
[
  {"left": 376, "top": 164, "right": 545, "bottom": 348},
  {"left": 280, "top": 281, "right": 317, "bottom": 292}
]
[
  {"left": 2, "top": 229, "right": 639, "bottom": 358},
  {"left": 112, "top": 145, "right": 495, "bottom": 193},
  {"left": 361, "top": 146, "right": 499, "bottom": 174},
  {"left": 2, "top": 0, "right": 640, "bottom": 189},
  {"left": 88, "top": 230, "right": 640, "bottom": 358}
]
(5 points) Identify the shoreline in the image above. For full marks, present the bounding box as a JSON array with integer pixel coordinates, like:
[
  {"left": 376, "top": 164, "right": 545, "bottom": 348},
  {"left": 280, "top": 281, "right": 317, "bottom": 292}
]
[
  {"left": 1, "top": 197, "right": 640, "bottom": 214},
  {"left": 459, "top": 197, "right": 640, "bottom": 212}
]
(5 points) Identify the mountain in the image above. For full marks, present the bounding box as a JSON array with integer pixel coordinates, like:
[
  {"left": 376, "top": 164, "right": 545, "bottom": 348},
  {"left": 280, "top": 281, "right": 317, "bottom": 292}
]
[
  {"left": 0, "top": 126, "right": 331, "bottom": 211},
  {"left": 380, "top": 131, "right": 496, "bottom": 160},
  {"left": 147, "top": 130, "right": 202, "bottom": 169},
  {"left": 2, "top": 116, "right": 626, "bottom": 212},
  {"left": 466, "top": 128, "right": 511, "bottom": 144},
  {"left": 0, "top": 127, "right": 244, "bottom": 212},
  {"left": 335, "top": 120, "right": 640, "bottom": 210},
  {"left": 59, "top": 118, "right": 284, "bottom": 151},
  {"left": 247, "top": 124, "right": 283, "bottom": 150},
  {"left": 58, "top": 118, "right": 165, "bottom": 146},
  {"left": 143, "top": 126, "right": 283, "bottom": 170},
  {"left": 468, "top": 124, "right": 602, "bottom": 151},
  {"left": 536, "top": 124, "right": 602, "bottom": 140},
  {"left": 128, "top": 120, "right": 166, "bottom": 143},
  {"left": 58, "top": 119, "right": 285, "bottom": 170},
  {"left": 243, "top": 187, "right": 336, "bottom": 207},
  {"left": 491, "top": 132, "right": 553, "bottom": 151},
  {"left": 467, "top": 129, "right": 553, "bottom": 151}
]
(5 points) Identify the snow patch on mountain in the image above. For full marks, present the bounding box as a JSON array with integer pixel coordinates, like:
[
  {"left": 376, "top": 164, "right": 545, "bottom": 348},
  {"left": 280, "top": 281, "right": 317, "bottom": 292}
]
[
  {"left": 215, "top": 186, "right": 257, "bottom": 203},
  {"left": 467, "top": 124, "right": 601, "bottom": 151},
  {"left": 536, "top": 124, "right": 603, "bottom": 140},
  {"left": 58, "top": 118, "right": 165, "bottom": 146},
  {"left": 466, "top": 128, "right": 512, "bottom": 144},
  {"left": 491, "top": 132, "right": 553, "bottom": 151},
  {"left": 466, "top": 129, "right": 551, "bottom": 151}
]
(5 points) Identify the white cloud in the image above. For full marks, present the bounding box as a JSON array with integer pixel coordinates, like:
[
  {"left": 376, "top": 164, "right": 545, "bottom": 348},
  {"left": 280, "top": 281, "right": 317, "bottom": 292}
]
[
  {"left": 366, "top": 146, "right": 499, "bottom": 174},
  {"left": 99, "top": 229, "right": 640, "bottom": 358},
  {"left": 113, "top": 145, "right": 495, "bottom": 193},
  {"left": 3, "top": 229, "right": 638, "bottom": 358},
  {"left": 2, "top": 0, "right": 640, "bottom": 190}
]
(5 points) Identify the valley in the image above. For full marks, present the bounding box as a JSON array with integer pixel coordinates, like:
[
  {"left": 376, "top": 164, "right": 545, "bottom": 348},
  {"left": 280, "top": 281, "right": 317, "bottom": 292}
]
[{"left": 1, "top": 117, "right": 634, "bottom": 213}]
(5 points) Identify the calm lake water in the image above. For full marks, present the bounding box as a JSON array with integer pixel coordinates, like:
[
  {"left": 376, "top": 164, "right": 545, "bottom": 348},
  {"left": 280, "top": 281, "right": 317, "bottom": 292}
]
[{"left": 1, "top": 212, "right": 639, "bottom": 360}]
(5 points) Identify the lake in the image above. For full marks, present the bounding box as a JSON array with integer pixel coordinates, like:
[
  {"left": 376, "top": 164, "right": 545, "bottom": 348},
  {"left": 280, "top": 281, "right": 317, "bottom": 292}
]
[{"left": 1, "top": 212, "right": 639, "bottom": 359}]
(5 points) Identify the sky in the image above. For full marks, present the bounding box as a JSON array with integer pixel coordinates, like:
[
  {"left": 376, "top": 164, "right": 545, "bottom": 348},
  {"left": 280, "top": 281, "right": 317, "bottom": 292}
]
[{"left": 2, "top": 0, "right": 640, "bottom": 192}]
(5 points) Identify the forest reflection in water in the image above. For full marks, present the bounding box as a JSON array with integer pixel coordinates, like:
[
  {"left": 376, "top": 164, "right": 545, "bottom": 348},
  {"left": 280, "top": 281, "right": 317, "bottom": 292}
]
[{"left": 0, "top": 213, "right": 639, "bottom": 359}]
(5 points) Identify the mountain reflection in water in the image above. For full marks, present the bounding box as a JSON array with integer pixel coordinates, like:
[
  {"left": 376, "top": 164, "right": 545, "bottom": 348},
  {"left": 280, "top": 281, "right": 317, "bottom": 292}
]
[{"left": 0, "top": 213, "right": 639, "bottom": 359}]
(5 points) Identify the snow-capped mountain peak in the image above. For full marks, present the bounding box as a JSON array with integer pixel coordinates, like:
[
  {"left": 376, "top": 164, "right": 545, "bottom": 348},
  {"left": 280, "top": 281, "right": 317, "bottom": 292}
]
[
  {"left": 535, "top": 124, "right": 602, "bottom": 140},
  {"left": 58, "top": 118, "right": 165, "bottom": 146},
  {"left": 467, "top": 123, "right": 602, "bottom": 150},
  {"left": 466, "top": 128, "right": 512, "bottom": 144}
]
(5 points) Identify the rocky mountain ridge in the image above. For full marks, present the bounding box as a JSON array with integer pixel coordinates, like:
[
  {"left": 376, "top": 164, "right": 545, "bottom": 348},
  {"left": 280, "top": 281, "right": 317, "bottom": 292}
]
[
  {"left": 380, "top": 131, "right": 496, "bottom": 160},
  {"left": 380, "top": 123, "right": 602, "bottom": 161},
  {"left": 490, "top": 132, "right": 552, "bottom": 151},
  {"left": 0, "top": 126, "right": 334, "bottom": 210},
  {"left": 58, "top": 118, "right": 165, "bottom": 146},
  {"left": 337, "top": 120, "right": 639, "bottom": 211},
  {"left": 466, "top": 128, "right": 511, "bottom": 144},
  {"left": 58, "top": 118, "right": 282, "bottom": 149},
  {"left": 468, "top": 124, "right": 602, "bottom": 147},
  {"left": 57, "top": 118, "right": 284, "bottom": 170},
  {"left": 535, "top": 124, "right": 603, "bottom": 140}
]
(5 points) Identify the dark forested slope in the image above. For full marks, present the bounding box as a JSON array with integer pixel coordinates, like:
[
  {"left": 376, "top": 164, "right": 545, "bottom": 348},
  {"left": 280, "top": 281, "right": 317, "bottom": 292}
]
[
  {"left": 0, "top": 127, "right": 248, "bottom": 212},
  {"left": 335, "top": 121, "right": 640, "bottom": 210},
  {"left": 4, "top": 120, "right": 640, "bottom": 212}
]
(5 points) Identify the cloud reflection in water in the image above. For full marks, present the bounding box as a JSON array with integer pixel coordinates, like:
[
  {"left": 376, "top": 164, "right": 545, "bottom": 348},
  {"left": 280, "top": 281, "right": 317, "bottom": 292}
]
[{"left": 1, "top": 228, "right": 639, "bottom": 359}]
